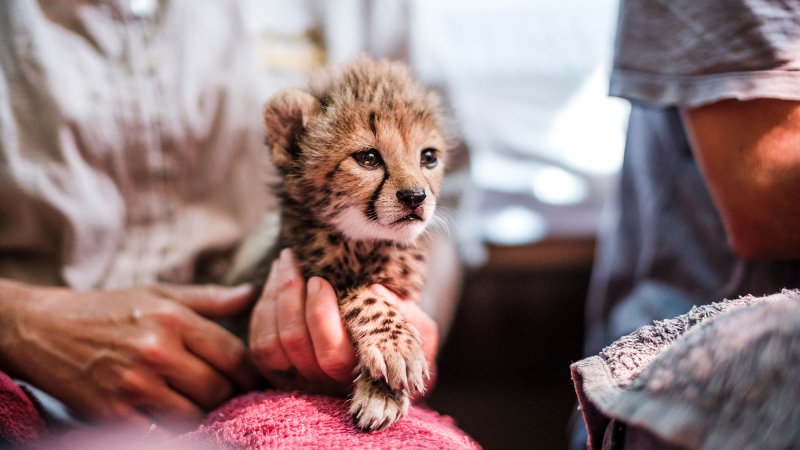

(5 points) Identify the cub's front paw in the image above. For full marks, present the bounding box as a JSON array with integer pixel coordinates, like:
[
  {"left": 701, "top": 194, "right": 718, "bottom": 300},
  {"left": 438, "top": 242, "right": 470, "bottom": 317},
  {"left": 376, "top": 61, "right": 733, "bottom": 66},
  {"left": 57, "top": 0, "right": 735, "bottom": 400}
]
[
  {"left": 356, "top": 321, "right": 429, "bottom": 394},
  {"left": 349, "top": 371, "right": 410, "bottom": 431}
]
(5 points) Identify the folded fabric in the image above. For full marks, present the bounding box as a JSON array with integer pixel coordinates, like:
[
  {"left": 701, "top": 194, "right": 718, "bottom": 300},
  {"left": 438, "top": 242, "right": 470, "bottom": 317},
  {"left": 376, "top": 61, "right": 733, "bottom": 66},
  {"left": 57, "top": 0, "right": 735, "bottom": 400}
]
[
  {"left": 0, "top": 369, "right": 46, "bottom": 445},
  {"left": 180, "top": 390, "right": 479, "bottom": 449},
  {"left": 572, "top": 289, "right": 800, "bottom": 450},
  {"left": 0, "top": 369, "right": 477, "bottom": 449}
]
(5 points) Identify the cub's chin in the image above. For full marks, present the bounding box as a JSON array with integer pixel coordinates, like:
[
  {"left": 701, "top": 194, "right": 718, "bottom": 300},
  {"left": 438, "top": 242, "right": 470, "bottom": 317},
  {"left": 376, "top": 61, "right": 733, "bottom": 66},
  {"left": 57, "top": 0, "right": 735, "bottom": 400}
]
[{"left": 332, "top": 207, "right": 432, "bottom": 244}]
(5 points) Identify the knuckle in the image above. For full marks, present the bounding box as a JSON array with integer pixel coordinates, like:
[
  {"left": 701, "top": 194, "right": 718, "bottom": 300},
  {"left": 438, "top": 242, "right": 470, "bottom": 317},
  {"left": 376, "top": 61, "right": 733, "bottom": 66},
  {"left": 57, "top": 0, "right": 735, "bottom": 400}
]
[
  {"left": 251, "top": 333, "right": 282, "bottom": 360},
  {"left": 134, "top": 336, "right": 169, "bottom": 366},
  {"left": 118, "top": 370, "right": 148, "bottom": 396},
  {"left": 279, "top": 324, "right": 309, "bottom": 353},
  {"left": 151, "top": 302, "right": 186, "bottom": 326}
]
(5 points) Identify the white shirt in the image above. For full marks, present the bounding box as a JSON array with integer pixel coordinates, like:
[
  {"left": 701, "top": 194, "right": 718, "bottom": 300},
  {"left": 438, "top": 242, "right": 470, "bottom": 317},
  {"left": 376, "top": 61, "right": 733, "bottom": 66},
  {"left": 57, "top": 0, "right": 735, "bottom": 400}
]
[{"left": 0, "top": 0, "right": 275, "bottom": 290}]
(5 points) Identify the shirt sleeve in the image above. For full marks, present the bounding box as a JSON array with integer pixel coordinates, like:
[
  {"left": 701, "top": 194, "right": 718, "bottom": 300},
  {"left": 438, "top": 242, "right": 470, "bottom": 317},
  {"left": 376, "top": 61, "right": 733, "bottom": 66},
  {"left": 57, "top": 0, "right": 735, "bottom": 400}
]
[{"left": 610, "top": 0, "right": 800, "bottom": 107}]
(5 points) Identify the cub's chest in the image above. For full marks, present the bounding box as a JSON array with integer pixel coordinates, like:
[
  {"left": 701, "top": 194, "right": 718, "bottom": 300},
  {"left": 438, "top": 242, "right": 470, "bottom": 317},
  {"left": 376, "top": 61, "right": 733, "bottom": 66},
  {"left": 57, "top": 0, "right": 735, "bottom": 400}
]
[{"left": 293, "top": 237, "right": 398, "bottom": 294}]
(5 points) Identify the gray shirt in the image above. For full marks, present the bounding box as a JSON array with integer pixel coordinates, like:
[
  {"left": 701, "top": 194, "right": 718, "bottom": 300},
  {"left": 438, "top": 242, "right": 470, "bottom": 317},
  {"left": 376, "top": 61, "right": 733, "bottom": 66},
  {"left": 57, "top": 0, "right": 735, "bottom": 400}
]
[{"left": 585, "top": 0, "right": 800, "bottom": 355}]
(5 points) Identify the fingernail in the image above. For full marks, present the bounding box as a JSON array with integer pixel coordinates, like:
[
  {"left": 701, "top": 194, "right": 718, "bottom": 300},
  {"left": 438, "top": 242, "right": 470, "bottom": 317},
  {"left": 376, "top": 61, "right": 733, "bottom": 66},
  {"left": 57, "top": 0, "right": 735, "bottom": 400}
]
[
  {"left": 278, "top": 249, "right": 294, "bottom": 282},
  {"left": 370, "top": 284, "right": 391, "bottom": 299},
  {"left": 268, "top": 259, "right": 279, "bottom": 280},
  {"left": 307, "top": 277, "right": 322, "bottom": 298}
]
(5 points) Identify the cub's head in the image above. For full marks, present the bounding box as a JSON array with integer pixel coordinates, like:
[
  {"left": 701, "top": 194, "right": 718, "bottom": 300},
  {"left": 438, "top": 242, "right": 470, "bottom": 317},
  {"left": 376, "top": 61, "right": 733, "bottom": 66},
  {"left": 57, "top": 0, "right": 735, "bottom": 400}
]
[{"left": 264, "top": 58, "right": 449, "bottom": 244}]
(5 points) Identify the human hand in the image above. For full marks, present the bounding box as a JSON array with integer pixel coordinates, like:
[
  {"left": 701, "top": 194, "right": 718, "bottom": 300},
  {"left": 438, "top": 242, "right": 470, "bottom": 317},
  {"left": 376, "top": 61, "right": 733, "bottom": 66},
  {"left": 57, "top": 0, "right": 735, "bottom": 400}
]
[
  {"left": 248, "top": 249, "right": 439, "bottom": 396},
  {"left": 0, "top": 280, "right": 260, "bottom": 431}
]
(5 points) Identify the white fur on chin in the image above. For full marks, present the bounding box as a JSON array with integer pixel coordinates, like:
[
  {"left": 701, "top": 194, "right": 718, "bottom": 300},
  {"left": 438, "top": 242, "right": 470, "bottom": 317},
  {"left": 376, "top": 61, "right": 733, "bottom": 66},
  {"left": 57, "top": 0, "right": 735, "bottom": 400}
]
[{"left": 331, "top": 207, "right": 429, "bottom": 244}]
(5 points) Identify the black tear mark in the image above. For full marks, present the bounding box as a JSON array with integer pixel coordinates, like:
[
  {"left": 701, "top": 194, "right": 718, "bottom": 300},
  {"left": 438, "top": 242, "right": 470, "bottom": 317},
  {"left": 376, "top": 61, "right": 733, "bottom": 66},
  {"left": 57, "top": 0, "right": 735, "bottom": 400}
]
[{"left": 364, "top": 166, "right": 390, "bottom": 221}]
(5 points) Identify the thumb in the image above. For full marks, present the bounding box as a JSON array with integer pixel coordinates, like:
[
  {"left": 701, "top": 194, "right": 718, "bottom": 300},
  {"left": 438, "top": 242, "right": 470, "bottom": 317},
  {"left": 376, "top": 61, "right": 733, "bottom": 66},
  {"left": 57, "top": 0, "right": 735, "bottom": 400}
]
[{"left": 150, "top": 283, "right": 255, "bottom": 318}]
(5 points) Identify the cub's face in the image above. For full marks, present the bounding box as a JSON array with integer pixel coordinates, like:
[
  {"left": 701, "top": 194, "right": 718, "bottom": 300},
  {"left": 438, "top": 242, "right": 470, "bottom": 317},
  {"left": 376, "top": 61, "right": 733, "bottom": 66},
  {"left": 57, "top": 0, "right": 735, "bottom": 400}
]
[
  {"left": 264, "top": 60, "right": 448, "bottom": 244},
  {"left": 315, "top": 113, "right": 446, "bottom": 243}
]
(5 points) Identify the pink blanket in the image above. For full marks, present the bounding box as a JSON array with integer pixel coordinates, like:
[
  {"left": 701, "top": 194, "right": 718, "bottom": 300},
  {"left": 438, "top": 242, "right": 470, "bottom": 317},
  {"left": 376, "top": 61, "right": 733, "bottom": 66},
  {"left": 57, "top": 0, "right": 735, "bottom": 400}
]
[
  {"left": 183, "top": 390, "right": 479, "bottom": 449},
  {"left": 0, "top": 370, "right": 46, "bottom": 444},
  {"left": 1, "top": 378, "right": 479, "bottom": 449}
]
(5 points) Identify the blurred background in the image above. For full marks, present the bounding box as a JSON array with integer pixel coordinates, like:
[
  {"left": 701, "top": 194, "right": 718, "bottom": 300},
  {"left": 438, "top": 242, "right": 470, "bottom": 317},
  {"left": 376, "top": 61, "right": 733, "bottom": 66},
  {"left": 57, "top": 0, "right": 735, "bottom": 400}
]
[{"left": 244, "top": 0, "right": 628, "bottom": 447}]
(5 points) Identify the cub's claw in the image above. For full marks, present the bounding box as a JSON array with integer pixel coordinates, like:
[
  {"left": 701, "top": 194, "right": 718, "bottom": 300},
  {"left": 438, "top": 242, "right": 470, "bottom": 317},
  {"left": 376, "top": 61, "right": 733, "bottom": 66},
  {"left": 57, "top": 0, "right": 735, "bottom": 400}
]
[{"left": 349, "top": 372, "right": 410, "bottom": 431}]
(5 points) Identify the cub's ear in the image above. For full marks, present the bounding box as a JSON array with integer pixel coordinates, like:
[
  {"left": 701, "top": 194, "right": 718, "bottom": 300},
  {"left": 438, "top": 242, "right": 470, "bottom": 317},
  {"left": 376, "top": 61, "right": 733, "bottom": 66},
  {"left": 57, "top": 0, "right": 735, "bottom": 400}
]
[{"left": 263, "top": 89, "right": 320, "bottom": 171}]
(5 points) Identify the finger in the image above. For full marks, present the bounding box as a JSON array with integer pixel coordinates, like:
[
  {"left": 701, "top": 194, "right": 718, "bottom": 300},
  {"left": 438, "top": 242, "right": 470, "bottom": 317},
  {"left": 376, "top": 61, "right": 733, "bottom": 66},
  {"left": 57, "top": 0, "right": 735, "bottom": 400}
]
[
  {"left": 274, "top": 249, "right": 329, "bottom": 384},
  {"left": 250, "top": 259, "right": 293, "bottom": 374},
  {"left": 90, "top": 402, "right": 153, "bottom": 430},
  {"left": 369, "top": 283, "right": 403, "bottom": 303},
  {"left": 162, "top": 351, "right": 235, "bottom": 411},
  {"left": 181, "top": 313, "right": 261, "bottom": 392},
  {"left": 151, "top": 283, "right": 255, "bottom": 318},
  {"left": 396, "top": 301, "right": 439, "bottom": 363},
  {"left": 140, "top": 382, "right": 204, "bottom": 431},
  {"left": 306, "top": 276, "right": 356, "bottom": 384}
]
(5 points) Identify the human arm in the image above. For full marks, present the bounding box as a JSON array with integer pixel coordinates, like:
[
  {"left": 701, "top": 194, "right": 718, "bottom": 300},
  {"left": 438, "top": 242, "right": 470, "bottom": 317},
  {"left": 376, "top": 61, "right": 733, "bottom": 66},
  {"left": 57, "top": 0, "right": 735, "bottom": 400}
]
[
  {"left": 681, "top": 99, "right": 800, "bottom": 260},
  {"left": 0, "top": 279, "right": 260, "bottom": 431}
]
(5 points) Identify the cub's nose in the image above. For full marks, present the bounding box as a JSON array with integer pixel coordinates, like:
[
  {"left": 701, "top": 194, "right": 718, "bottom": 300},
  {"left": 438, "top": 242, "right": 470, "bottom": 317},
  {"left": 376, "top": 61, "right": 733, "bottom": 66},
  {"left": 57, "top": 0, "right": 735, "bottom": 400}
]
[{"left": 396, "top": 189, "right": 427, "bottom": 209}]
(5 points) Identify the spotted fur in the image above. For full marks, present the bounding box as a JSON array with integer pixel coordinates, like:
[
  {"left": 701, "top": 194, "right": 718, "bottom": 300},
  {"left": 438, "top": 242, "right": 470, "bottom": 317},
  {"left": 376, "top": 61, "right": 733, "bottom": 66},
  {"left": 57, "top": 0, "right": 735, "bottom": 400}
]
[{"left": 260, "top": 57, "right": 449, "bottom": 431}]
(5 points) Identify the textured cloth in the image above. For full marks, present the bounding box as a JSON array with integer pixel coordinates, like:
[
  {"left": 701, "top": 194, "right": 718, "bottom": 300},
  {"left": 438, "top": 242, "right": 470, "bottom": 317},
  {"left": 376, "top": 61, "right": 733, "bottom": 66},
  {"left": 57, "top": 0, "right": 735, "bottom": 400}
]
[
  {"left": 0, "top": 386, "right": 479, "bottom": 449},
  {"left": 0, "top": 370, "right": 45, "bottom": 445},
  {"left": 585, "top": 0, "right": 800, "bottom": 359},
  {"left": 0, "top": 0, "right": 273, "bottom": 290},
  {"left": 573, "top": 290, "right": 800, "bottom": 450},
  {"left": 181, "top": 390, "right": 480, "bottom": 450},
  {"left": 611, "top": 0, "right": 800, "bottom": 107},
  {"left": 577, "top": 2, "right": 800, "bottom": 448},
  {"left": 584, "top": 103, "right": 800, "bottom": 358}
]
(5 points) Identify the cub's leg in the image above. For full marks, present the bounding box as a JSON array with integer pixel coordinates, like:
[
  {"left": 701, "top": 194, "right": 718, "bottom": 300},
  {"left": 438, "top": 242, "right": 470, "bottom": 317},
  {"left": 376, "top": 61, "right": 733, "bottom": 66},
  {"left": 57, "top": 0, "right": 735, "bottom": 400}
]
[{"left": 340, "top": 287, "right": 429, "bottom": 431}]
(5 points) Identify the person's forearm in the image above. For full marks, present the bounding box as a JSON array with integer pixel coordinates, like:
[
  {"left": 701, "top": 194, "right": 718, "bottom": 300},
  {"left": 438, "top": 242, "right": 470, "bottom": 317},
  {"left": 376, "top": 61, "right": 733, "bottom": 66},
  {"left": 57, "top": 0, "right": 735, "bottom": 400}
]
[
  {"left": 0, "top": 278, "right": 47, "bottom": 379},
  {"left": 682, "top": 99, "right": 800, "bottom": 260}
]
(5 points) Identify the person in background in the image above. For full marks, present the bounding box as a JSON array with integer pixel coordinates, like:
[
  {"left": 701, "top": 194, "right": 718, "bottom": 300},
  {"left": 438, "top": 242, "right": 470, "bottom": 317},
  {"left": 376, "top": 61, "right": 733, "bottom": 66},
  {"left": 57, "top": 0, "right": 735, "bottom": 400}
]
[
  {"left": 0, "top": 0, "right": 452, "bottom": 437},
  {"left": 575, "top": 0, "right": 800, "bottom": 447}
]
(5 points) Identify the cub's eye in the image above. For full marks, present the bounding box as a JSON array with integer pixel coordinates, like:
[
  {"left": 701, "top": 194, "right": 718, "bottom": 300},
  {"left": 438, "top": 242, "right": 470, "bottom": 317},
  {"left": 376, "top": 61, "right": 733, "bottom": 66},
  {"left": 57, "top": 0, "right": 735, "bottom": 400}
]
[
  {"left": 421, "top": 148, "right": 438, "bottom": 169},
  {"left": 352, "top": 148, "right": 383, "bottom": 169}
]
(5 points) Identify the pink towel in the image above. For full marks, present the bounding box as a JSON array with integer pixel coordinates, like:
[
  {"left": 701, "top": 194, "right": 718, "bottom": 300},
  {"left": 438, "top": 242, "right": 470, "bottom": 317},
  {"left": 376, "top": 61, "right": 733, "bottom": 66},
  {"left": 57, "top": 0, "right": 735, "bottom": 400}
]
[
  {"left": 182, "top": 390, "right": 480, "bottom": 449},
  {"left": 0, "top": 370, "right": 46, "bottom": 444},
  {"left": 0, "top": 378, "right": 479, "bottom": 449}
]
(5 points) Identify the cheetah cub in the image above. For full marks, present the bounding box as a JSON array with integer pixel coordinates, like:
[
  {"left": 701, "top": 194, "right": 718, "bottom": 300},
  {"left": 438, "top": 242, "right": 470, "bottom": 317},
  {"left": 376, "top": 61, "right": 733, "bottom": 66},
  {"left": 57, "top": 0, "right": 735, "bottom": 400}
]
[{"left": 261, "top": 58, "right": 448, "bottom": 431}]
